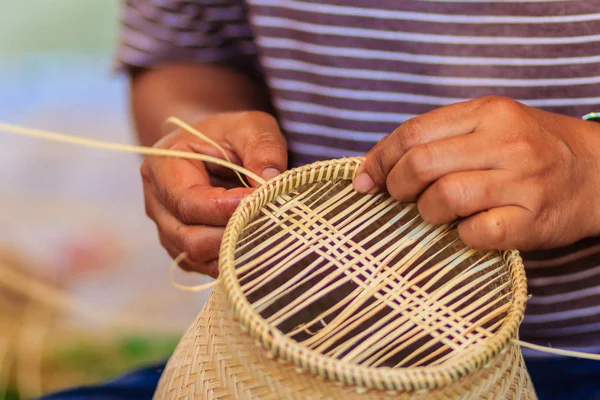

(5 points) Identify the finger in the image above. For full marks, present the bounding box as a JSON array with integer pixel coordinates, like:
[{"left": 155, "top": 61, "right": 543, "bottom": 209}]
[
  {"left": 226, "top": 112, "right": 288, "bottom": 184},
  {"left": 165, "top": 244, "right": 220, "bottom": 278},
  {"left": 161, "top": 240, "right": 219, "bottom": 277},
  {"left": 144, "top": 181, "right": 225, "bottom": 259},
  {"left": 209, "top": 175, "right": 245, "bottom": 190},
  {"left": 145, "top": 154, "right": 252, "bottom": 226},
  {"left": 386, "top": 134, "right": 499, "bottom": 202},
  {"left": 203, "top": 259, "right": 220, "bottom": 278},
  {"left": 149, "top": 192, "right": 225, "bottom": 262},
  {"left": 354, "top": 99, "right": 484, "bottom": 193},
  {"left": 142, "top": 175, "right": 160, "bottom": 221},
  {"left": 457, "top": 206, "right": 534, "bottom": 250},
  {"left": 172, "top": 224, "right": 224, "bottom": 264},
  {"left": 143, "top": 182, "right": 221, "bottom": 276},
  {"left": 156, "top": 129, "right": 244, "bottom": 181},
  {"left": 187, "top": 141, "right": 243, "bottom": 179},
  {"left": 416, "top": 170, "right": 513, "bottom": 225}
]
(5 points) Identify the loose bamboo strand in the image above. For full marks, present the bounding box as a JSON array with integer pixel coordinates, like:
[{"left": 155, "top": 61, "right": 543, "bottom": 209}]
[
  {"left": 514, "top": 340, "right": 600, "bottom": 361},
  {"left": 0, "top": 123, "right": 264, "bottom": 185},
  {"left": 168, "top": 252, "right": 218, "bottom": 292},
  {"left": 165, "top": 117, "right": 250, "bottom": 188}
]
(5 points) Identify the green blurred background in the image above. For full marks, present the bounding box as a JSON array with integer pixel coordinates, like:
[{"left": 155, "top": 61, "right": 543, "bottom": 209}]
[
  {"left": 0, "top": 2, "right": 211, "bottom": 398},
  {"left": 0, "top": 1, "right": 118, "bottom": 54}
]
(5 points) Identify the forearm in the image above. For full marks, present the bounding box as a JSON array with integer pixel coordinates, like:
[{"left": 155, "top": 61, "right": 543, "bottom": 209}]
[{"left": 130, "top": 62, "right": 272, "bottom": 146}]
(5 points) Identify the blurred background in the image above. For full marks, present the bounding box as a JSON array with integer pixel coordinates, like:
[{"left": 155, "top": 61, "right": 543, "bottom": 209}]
[{"left": 0, "top": 1, "right": 211, "bottom": 398}]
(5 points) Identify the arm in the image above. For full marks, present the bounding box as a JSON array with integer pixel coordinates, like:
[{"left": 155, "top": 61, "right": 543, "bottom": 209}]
[
  {"left": 130, "top": 62, "right": 273, "bottom": 146},
  {"left": 133, "top": 64, "right": 287, "bottom": 277},
  {"left": 131, "top": 64, "right": 286, "bottom": 276},
  {"left": 116, "top": 1, "right": 288, "bottom": 277}
]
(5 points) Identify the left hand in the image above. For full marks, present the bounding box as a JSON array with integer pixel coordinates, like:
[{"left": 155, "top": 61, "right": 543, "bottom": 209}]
[{"left": 354, "top": 96, "right": 600, "bottom": 251}]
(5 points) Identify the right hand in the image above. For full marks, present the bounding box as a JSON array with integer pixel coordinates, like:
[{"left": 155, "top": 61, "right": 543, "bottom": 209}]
[{"left": 140, "top": 111, "right": 287, "bottom": 277}]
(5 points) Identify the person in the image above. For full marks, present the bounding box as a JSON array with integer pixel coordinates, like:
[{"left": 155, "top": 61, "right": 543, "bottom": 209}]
[{"left": 41, "top": 0, "right": 600, "bottom": 399}]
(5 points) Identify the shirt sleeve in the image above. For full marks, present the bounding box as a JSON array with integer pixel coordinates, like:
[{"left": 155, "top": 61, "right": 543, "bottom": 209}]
[{"left": 114, "top": 0, "right": 261, "bottom": 76}]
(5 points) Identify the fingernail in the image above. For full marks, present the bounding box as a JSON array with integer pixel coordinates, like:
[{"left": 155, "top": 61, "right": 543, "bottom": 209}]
[
  {"left": 353, "top": 173, "right": 375, "bottom": 193},
  {"left": 261, "top": 167, "right": 282, "bottom": 181}
]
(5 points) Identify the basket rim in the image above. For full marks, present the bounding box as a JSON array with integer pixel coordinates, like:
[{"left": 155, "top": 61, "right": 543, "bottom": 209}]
[{"left": 219, "top": 157, "right": 528, "bottom": 392}]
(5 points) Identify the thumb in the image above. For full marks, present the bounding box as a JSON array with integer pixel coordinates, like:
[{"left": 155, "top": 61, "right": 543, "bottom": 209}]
[
  {"left": 457, "top": 206, "right": 533, "bottom": 250},
  {"left": 228, "top": 112, "right": 288, "bottom": 185}
]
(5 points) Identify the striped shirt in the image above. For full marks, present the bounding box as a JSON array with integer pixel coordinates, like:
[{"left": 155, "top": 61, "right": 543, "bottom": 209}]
[{"left": 117, "top": 0, "right": 600, "bottom": 353}]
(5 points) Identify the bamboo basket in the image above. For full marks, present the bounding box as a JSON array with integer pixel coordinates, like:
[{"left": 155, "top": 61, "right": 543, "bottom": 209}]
[{"left": 154, "top": 157, "right": 536, "bottom": 399}]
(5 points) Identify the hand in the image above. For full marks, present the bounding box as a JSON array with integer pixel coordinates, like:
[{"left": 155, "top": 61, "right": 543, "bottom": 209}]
[
  {"left": 354, "top": 96, "right": 600, "bottom": 251},
  {"left": 140, "top": 111, "right": 287, "bottom": 277}
]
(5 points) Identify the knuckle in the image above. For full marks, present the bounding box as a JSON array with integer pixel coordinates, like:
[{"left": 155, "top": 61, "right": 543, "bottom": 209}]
[
  {"left": 254, "top": 129, "right": 285, "bottom": 150},
  {"left": 143, "top": 197, "right": 154, "bottom": 219},
  {"left": 139, "top": 160, "right": 151, "bottom": 181},
  {"left": 212, "top": 198, "right": 236, "bottom": 221},
  {"left": 239, "top": 111, "right": 282, "bottom": 137},
  {"left": 436, "top": 176, "right": 465, "bottom": 210},
  {"left": 386, "top": 175, "right": 404, "bottom": 202},
  {"left": 364, "top": 152, "right": 388, "bottom": 186},
  {"left": 480, "top": 96, "right": 522, "bottom": 116},
  {"left": 153, "top": 131, "right": 178, "bottom": 149},
  {"left": 164, "top": 247, "right": 192, "bottom": 271},
  {"left": 240, "top": 116, "right": 287, "bottom": 170},
  {"left": 507, "top": 136, "right": 536, "bottom": 161},
  {"left": 397, "top": 117, "right": 424, "bottom": 151},
  {"left": 536, "top": 213, "right": 559, "bottom": 248},
  {"left": 178, "top": 259, "right": 196, "bottom": 272},
  {"left": 169, "top": 141, "right": 192, "bottom": 153},
  {"left": 180, "top": 229, "right": 202, "bottom": 260},
  {"left": 458, "top": 225, "right": 482, "bottom": 250},
  {"left": 416, "top": 197, "right": 434, "bottom": 222},
  {"left": 405, "top": 145, "right": 435, "bottom": 181},
  {"left": 176, "top": 195, "right": 195, "bottom": 225},
  {"left": 239, "top": 110, "right": 276, "bottom": 125},
  {"left": 205, "top": 260, "right": 220, "bottom": 278},
  {"left": 386, "top": 174, "right": 402, "bottom": 200},
  {"left": 157, "top": 232, "right": 170, "bottom": 250},
  {"left": 482, "top": 180, "right": 497, "bottom": 203}
]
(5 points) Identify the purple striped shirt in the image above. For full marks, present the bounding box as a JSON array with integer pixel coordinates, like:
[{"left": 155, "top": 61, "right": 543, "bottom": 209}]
[{"left": 117, "top": 0, "right": 600, "bottom": 352}]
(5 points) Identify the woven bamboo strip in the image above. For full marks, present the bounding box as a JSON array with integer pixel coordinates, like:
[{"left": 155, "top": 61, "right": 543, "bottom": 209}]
[
  {"left": 155, "top": 290, "right": 535, "bottom": 399},
  {"left": 155, "top": 158, "right": 534, "bottom": 399}
]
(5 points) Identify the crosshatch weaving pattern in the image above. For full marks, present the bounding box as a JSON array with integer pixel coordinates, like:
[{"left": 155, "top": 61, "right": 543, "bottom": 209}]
[{"left": 155, "top": 157, "right": 536, "bottom": 399}]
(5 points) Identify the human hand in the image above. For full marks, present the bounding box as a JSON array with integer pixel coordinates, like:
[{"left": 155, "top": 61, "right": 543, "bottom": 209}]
[
  {"left": 354, "top": 97, "right": 600, "bottom": 251},
  {"left": 140, "top": 111, "right": 287, "bottom": 277}
]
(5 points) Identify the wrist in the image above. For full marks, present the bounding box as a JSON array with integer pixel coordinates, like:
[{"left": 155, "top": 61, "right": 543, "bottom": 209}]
[
  {"left": 578, "top": 118, "right": 600, "bottom": 237},
  {"left": 131, "top": 63, "right": 272, "bottom": 146}
]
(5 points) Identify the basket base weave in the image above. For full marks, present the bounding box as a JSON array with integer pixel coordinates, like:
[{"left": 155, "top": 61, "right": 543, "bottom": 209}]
[{"left": 154, "top": 287, "right": 537, "bottom": 400}]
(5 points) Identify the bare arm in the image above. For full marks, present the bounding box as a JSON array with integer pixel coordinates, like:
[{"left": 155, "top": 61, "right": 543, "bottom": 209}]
[
  {"left": 130, "top": 62, "right": 273, "bottom": 146},
  {"left": 133, "top": 62, "right": 287, "bottom": 277},
  {"left": 119, "top": 0, "right": 287, "bottom": 276}
]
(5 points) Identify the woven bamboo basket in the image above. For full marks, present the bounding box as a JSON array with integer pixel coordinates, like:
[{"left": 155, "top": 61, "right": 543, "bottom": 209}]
[{"left": 154, "top": 157, "right": 536, "bottom": 400}]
